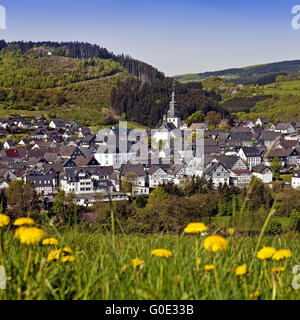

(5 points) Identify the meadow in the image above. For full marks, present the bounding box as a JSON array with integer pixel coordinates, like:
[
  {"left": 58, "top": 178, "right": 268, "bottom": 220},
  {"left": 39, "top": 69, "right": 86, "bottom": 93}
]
[{"left": 0, "top": 218, "right": 300, "bottom": 300}]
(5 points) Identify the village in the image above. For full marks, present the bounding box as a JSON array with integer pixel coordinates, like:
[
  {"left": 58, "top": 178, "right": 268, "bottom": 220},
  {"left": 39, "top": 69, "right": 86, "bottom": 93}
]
[{"left": 0, "top": 89, "right": 300, "bottom": 208}]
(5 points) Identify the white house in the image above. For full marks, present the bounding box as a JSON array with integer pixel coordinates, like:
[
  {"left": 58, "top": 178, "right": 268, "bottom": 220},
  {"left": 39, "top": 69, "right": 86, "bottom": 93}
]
[
  {"left": 292, "top": 170, "right": 300, "bottom": 189},
  {"left": 252, "top": 164, "right": 273, "bottom": 184}
]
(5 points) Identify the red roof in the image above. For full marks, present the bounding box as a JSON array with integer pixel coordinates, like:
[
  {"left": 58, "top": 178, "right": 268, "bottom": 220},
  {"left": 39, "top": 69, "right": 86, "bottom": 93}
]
[
  {"left": 231, "top": 169, "right": 252, "bottom": 174},
  {"left": 5, "top": 149, "right": 20, "bottom": 158}
]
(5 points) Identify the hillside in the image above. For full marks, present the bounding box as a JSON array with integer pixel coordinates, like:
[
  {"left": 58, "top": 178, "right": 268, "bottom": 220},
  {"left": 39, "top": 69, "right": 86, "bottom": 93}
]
[
  {"left": 174, "top": 59, "right": 300, "bottom": 84},
  {"left": 0, "top": 45, "right": 131, "bottom": 125},
  {"left": 0, "top": 42, "right": 227, "bottom": 127}
]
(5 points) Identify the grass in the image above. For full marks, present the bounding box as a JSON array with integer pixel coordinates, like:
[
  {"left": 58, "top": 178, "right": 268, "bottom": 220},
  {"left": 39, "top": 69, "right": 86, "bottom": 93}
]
[
  {"left": 0, "top": 225, "right": 300, "bottom": 300},
  {"left": 263, "top": 80, "right": 300, "bottom": 96}
]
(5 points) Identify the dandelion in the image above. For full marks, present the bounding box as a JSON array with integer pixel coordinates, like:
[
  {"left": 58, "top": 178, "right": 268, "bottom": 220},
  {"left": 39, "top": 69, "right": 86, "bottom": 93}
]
[
  {"left": 15, "top": 227, "right": 45, "bottom": 245},
  {"left": 272, "top": 249, "right": 292, "bottom": 261},
  {"left": 151, "top": 249, "right": 172, "bottom": 258},
  {"left": 131, "top": 258, "right": 144, "bottom": 269},
  {"left": 47, "top": 249, "right": 62, "bottom": 262},
  {"left": 184, "top": 222, "right": 208, "bottom": 234},
  {"left": 43, "top": 238, "right": 59, "bottom": 246},
  {"left": 62, "top": 247, "right": 72, "bottom": 254},
  {"left": 249, "top": 290, "right": 260, "bottom": 300},
  {"left": 235, "top": 264, "right": 247, "bottom": 276},
  {"left": 204, "top": 235, "right": 228, "bottom": 253},
  {"left": 228, "top": 228, "right": 235, "bottom": 236},
  {"left": 256, "top": 247, "right": 276, "bottom": 260},
  {"left": 14, "top": 217, "right": 35, "bottom": 226},
  {"left": 272, "top": 266, "right": 285, "bottom": 273},
  {"left": 0, "top": 214, "right": 10, "bottom": 228},
  {"left": 204, "top": 265, "right": 215, "bottom": 271},
  {"left": 61, "top": 256, "right": 75, "bottom": 263}
]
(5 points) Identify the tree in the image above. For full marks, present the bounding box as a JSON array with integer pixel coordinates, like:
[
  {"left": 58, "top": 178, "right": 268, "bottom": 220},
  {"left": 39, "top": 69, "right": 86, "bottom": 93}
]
[
  {"left": 52, "top": 190, "right": 77, "bottom": 225},
  {"left": 270, "top": 157, "right": 282, "bottom": 180},
  {"left": 6, "top": 180, "right": 39, "bottom": 218},
  {"left": 205, "top": 111, "right": 221, "bottom": 128},
  {"left": 121, "top": 172, "right": 137, "bottom": 197}
]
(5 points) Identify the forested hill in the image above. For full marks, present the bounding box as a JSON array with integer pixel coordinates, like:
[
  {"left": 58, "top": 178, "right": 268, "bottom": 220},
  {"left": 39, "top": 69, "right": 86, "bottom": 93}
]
[
  {"left": 0, "top": 40, "right": 164, "bottom": 83},
  {"left": 175, "top": 60, "right": 300, "bottom": 84},
  {"left": 0, "top": 41, "right": 226, "bottom": 126}
]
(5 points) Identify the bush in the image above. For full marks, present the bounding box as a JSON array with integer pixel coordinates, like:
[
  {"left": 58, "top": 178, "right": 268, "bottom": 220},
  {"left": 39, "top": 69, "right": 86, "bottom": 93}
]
[{"left": 266, "top": 221, "right": 282, "bottom": 235}]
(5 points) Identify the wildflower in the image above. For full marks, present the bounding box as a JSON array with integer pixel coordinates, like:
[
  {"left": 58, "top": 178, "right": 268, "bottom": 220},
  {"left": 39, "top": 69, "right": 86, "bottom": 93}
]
[
  {"left": 272, "top": 266, "right": 285, "bottom": 273},
  {"left": 256, "top": 247, "right": 276, "bottom": 260},
  {"left": 151, "top": 249, "right": 172, "bottom": 258},
  {"left": 15, "top": 227, "right": 45, "bottom": 245},
  {"left": 272, "top": 249, "right": 292, "bottom": 261},
  {"left": 47, "top": 249, "right": 62, "bottom": 262},
  {"left": 235, "top": 264, "right": 247, "bottom": 276},
  {"left": 184, "top": 222, "right": 208, "bottom": 234},
  {"left": 204, "top": 235, "right": 228, "bottom": 253},
  {"left": 43, "top": 238, "right": 59, "bottom": 246},
  {"left": 0, "top": 214, "right": 10, "bottom": 228},
  {"left": 62, "top": 247, "right": 72, "bottom": 254},
  {"left": 121, "top": 264, "right": 129, "bottom": 272},
  {"left": 249, "top": 290, "right": 260, "bottom": 300},
  {"left": 14, "top": 217, "right": 35, "bottom": 226},
  {"left": 61, "top": 256, "right": 75, "bottom": 263},
  {"left": 204, "top": 265, "right": 215, "bottom": 271},
  {"left": 228, "top": 228, "right": 235, "bottom": 236},
  {"left": 131, "top": 258, "right": 144, "bottom": 269}
]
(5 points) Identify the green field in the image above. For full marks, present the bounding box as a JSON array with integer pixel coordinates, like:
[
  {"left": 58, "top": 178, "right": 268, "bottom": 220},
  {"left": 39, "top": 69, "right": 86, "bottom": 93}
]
[
  {"left": 263, "top": 80, "right": 300, "bottom": 96},
  {"left": 1, "top": 223, "right": 300, "bottom": 300}
]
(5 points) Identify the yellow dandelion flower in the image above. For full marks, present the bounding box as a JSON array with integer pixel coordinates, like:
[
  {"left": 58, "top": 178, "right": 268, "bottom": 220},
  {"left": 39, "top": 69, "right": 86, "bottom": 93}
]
[
  {"left": 184, "top": 222, "right": 208, "bottom": 234},
  {"left": 43, "top": 238, "right": 59, "bottom": 246},
  {"left": 228, "top": 228, "right": 235, "bottom": 236},
  {"left": 47, "top": 249, "right": 62, "bottom": 262},
  {"left": 62, "top": 247, "right": 72, "bottom": 254},
  {"left": 14, "top": 217, "right": 35, "bottom": 226},
  {"left": 204, "top": 235, "right": 228, "bottom": 253},
  {"left": 272, "top": 249, "right": 292, "bottom": 261},
  {"left": 249, "top": 290, "right": 260, "bottom": 300},
  {"left": 16, "top": 227, "right": 45, "bottom": 245},
  {"left": 131, "top": 258, "right": 144, "bottom": 269},
  {"left": 272, "top": 266, "right": 285, "bottom": 273},
  {"left": 0, "top": 214, "right": 10, "bottom": 228},
  {"left": 256, "top": 247, "right": 276, "bottom": 260},
  {"left": 204, "top": 265, "right": 215, "bottom": 271},
  {"left": 235, "top": 264, "right": 247, "bottom": 276},
  {"left": 151, "top": 249, "right": 172, "bottom": 258},
  {"left": 61, "top": 256, "right": 75, "bottom": 263}
]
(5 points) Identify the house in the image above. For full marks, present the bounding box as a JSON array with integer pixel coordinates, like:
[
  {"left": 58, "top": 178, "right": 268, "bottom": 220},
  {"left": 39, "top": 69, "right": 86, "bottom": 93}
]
[
  {"left": 120, "top": 163, "right": 149, "bottom": 196},
  {"left": 259, "top": 130, "right": 282, "bottom": 148},
  {"left": 148, "top": 165, "right": 172, "bottom": 189},
  {"left": 59, "top": 146, "right": 85, "bottom": 159},
  {"left": 267, "top": 148, "right": 300, "bottom": 168},
  {"left": 3, "top": 140, "right": 15, "bottom": 149},
  {"left": 25, "top": 168, "right": 58, "bottom": 195},
  {"left": 256, "top": 118, "right": 269, "bottom": 127},
  {"left": 252, "top": 164, "right": 273, "bottom": 184},
  {"left": 273, "top": 123, "right": 295, "bottom": 134},
  {"left": 0, "top": 179, "right": 9, "bottom": 190},
  {"left": 292, "top": 170, "right": 300, "bottom": 189},
  {"left": 237, "top": 147, "right": 262, "bottom": 169},
  {"left": 49, "top": 119, "right": 69, "bottom": 129},
  {"left": 230, "top": 169, "right": 252, "bottom": 186},
  {"left": 60, "top": 167, "right": 113, "bottom": 195},
  {"left": 202, "top": 162, "right": 230, "bottom": 187}
]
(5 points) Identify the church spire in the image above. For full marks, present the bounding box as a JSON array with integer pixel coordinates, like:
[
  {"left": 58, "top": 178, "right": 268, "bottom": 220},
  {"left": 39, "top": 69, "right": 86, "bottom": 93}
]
[{"left": 168, "top": 81, "right": 179, "bottom": 118}]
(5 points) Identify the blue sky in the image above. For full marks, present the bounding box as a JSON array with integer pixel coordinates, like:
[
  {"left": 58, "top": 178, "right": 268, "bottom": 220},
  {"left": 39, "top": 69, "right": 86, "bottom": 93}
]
[{"left": 0, "top": 0, "right": 300, "bottom": 76}]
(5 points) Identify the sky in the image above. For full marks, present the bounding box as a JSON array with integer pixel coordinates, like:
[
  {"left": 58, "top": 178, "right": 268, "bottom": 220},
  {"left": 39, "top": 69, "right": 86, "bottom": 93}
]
[{"left": 0, "top": 0, "right": 300, "bottom": 76}]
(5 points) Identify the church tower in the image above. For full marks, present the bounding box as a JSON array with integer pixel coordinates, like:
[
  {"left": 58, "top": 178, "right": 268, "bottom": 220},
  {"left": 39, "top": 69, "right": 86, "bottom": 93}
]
[{"left": 166, "top": 83, "right": 181, "bottom": 129}]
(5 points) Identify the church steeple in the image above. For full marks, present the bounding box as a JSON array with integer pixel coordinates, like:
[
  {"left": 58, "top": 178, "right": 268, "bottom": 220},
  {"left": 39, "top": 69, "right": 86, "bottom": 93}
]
[{"left": 167, "top": 81, "right": 179, "bottom": 118}]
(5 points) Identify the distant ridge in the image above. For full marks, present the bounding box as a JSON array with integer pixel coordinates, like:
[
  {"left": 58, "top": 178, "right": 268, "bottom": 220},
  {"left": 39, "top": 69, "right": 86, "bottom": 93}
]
[{"left": 174, "top": 59, "right": 300, "bottom": 84}]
